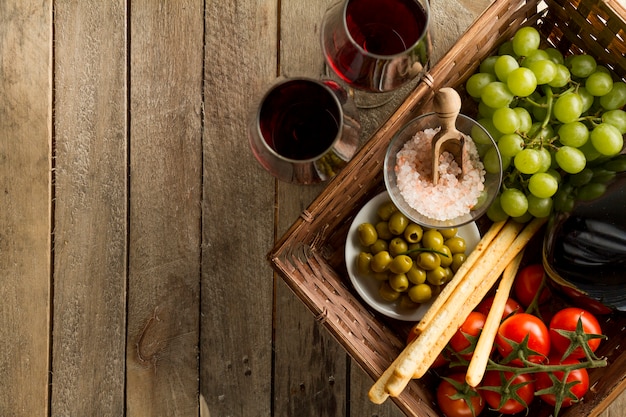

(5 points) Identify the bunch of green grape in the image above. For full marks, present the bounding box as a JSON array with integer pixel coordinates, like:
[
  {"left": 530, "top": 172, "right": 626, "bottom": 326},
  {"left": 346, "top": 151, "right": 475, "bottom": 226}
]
[{"left": 465, "top": 26, "right": 626, "bottom": 222}]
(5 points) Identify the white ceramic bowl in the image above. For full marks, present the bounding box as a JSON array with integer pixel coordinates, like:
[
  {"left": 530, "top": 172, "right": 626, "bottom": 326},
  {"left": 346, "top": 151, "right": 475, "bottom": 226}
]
[{"left": 345, "top": 191, "right": 481, "bottom": 321}]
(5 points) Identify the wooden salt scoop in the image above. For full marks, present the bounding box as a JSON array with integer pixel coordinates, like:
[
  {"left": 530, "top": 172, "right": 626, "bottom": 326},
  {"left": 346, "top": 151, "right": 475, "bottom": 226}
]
[{"left": 431, "top": 87, "right": 466, "bottom": 184}]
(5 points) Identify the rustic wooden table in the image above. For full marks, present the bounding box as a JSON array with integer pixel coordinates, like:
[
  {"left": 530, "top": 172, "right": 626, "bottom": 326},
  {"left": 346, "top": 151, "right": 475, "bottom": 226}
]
[{"left": 1, "top": 1, "right": 624, "bottom": 416}]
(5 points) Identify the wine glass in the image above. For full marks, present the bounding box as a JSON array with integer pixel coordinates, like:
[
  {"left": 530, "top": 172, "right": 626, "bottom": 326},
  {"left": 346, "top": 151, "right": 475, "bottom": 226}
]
[
  {"left": 320, "top": 0, "right": 432, "bottom": 108},
  {"left": 248, "top": 76, "right": 361, "bottom": 185}
]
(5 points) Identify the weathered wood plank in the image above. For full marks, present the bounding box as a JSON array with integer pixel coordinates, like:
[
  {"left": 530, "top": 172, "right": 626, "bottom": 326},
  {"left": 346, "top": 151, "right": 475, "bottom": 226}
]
[
  {"left": 274, "top": 0, "right": 350, "bottom": 415},
  {"left": 199, "top": 1, "right": 277, "bottom": 416},
  {"left": 51, "top": 2, "right": 127, "bottom": 415},
  {"left": 0, "top": 2, "right": 52, "bottom": 416},
  {"left": 126, "top": 1, "right": 203, "bottom": 415}
]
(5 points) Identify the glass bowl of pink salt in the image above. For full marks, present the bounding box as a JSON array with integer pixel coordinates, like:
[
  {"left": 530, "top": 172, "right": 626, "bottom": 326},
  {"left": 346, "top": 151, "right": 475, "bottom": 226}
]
[{"left": 384, "top": 112, "right": 502, "bottom": 229}]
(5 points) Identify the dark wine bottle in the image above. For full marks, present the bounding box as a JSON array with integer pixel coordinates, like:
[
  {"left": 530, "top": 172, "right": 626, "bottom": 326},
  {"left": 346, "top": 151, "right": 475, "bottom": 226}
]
[{"left": 543, "top": 156, "right": 626, "bottom": 313}]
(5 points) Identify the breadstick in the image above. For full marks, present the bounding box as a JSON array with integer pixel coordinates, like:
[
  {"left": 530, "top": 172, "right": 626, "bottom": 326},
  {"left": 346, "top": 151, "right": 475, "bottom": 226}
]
[
  {"left": 381, "top": 217, "right": 547, "bottom": 398},
  {"left": 408, "top": 217, "right": 546, "bottom": 381},
  {"left": 412, "top": 220, "right": 507, "bottom": 336},
  {"left": 465, "top": 250, "right": 524, "bottom": 387}
]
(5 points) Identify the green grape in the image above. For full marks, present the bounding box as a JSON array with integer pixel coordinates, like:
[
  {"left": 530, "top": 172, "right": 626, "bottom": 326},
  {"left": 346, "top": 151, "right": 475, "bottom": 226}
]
[
  {"left": 545, "top": 47, "right": 565, "bottom": 65},
  {"left": 553, "top": 92, "right": 583, "bottom": 123},
  {"left": 492, "top": 107, "right": 520, "bottom": 134},
  {"left": 494, "top": 55, "right": 520, "bottom": 82},
  {"left": 600, "top": 81, "right": 626, "bottom": 110},
  {"left": 604, "top": 155, "right": 626, "bottom": 172},
  {"left": 474, "top": 119, "right": 500, "bottom": 144},
  {"left": 521, "top": 49, "right": 550, "bottom": 67},
  {"left": 527, "top": 60, "right": 557, "bottom": 84},
  {"left": 602, "top": 109, "right": 626, "bottom": 134},
  {"left": 577, "top": 87, "right": 595, "bottom": 113},
  {"left": 512, "top": 26, "right": 541, "bottom": 56},
  {"left": 500, "top": 188, "right": 528, "bottom": 218},
  {"left": 531, "top": 95, "right": 549, "bottom": 122},
  {"left": 558, "top": 121, "right": 589, "bottom": 147},
  {"left": 548, "top": 64, "right": 571, "bottom": 88},
  {"left": 577, "top": 182, "right": 608, "bottom": 201},
  {"left": 569, "top": 167, "right": 594, "bottom": 186},
  {"left": 513, "top": 107, "right": 532, "bottom": 132},
  {"left": 498, "top": 41, "right": 517, "bottom": 57},
  {"left": 487, "top": 195, "right": 509, "bottom": 222},
  {"left": 483, "top": 146, "right": 503, "bottom": 174},
  {"left": 479, "top": 56, "right": 499, "bottom": 75},
  {"left": 506, "top": 67, "right": 537, "bottom": 97},
  {"left": 579, "top": 140, "right": 602, "bottom": 162},
  {"left": 527, "top": 194, "right": 553, "bottom": 218},
  {"left": 528, "top": 122, "right": 555, "bottom": 143},
  {"left": 514, "top": 148, "right": 542, "bottom": 174},
  {"left": 590, "top": 123, "right": 623, "bottom": 156},
  {"left": 568, "top": 54, "right": 597, "bottom": 78},
  {"left": 555, "top": 146, "right": 586, "bottom": 174},
  {"left": 481, "top": 82, "right": 514, "bottom": 108},
  {"left": 537, "top": 147, "right": 553, "bottom": 173},
  {"left": 466, "top": 72, "right": 497, "bottom": 98},
  {"left": 585, "top": 71, "right": 614, "bottom": 96},
  {"left": 478, "top": 101, "right": 497, "bottom": 118},
  {"left": 498, "top": 133, "right": 524, "bottom": 157},
  {"left": 528, "top": 172, "right": 559, "bottom": 198}
]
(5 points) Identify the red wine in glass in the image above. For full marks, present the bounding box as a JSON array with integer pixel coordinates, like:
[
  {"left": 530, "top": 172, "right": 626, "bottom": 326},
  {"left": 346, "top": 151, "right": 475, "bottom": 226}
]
[
  {"left": 249, "top": 77, "right": 361, "bottom": 184},
  {"left": 321, "top": 0, "right": 431, "bottom": 94}
]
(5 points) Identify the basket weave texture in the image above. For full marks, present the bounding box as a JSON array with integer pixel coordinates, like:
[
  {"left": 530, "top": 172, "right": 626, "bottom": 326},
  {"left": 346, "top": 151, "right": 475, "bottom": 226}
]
[{"left": 269, "top": 1, "right": 626, "bottom": 416}]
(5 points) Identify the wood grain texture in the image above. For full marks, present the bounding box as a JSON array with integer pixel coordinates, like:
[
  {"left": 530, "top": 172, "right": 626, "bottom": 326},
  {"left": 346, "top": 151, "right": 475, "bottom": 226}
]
[
  {"left": 0, "top": 1, "right": 52, "bottom": 416},
  {"left": 126, "top": 1, "right": 203, "bottom": 415},
  {"left": 200, "top": 1, "right": 277, "bottom": 416},
  {"left": 51, "top": 1, "right": 127, "bottom": 415}
]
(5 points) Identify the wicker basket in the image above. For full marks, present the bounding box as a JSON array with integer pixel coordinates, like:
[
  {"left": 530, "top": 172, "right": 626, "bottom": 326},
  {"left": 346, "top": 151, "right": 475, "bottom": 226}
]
[{"left": 269, "top": 0, "right": 626, "bottom": 416}]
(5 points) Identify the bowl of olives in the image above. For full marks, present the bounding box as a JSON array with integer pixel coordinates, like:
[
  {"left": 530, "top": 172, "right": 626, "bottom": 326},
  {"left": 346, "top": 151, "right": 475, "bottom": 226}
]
[{"left": 345, "top": 191, "right": 480, "bottom": 321}]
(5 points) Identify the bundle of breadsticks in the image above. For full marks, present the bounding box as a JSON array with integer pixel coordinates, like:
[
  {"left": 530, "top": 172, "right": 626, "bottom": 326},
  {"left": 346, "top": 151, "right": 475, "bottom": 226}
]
[{"left": 368, "top": 217, "right": 547, "bottom": 404}]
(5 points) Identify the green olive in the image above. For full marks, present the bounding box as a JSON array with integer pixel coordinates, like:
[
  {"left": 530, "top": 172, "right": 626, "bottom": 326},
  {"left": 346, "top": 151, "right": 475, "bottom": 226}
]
[
  {"left": 451, "top": 253, "right": 467, "bottom": 272},
  {"left": 388, "top": 237, "right": 409, "bottom": 257},
  {"left": 388, "top": 211, "right": 409, "bottom": 235},
  {"left": 376, "top": 200, "right": 398, "bottom": 221},
  {"left": 375, "top": 221, "right": 393, "bottom": 240},
  {"left": 379, "top": 281, "right": 401, "bottom": 301},
  {"left": 403, "top": 223, "right": 424, "bottom": 243},
  {"left": 399, "top": 294, "right": 419, "bottom": 309},
  {"left": 446, "top": 236, "right": 467, "bottom": 254},
  {"left": 426, "top": 266, "right": 447, "bottom": 286},
  {"left": 388, "top": 273, "right": 409, "bottom": 292},
  {"left": 416, "top": 251, "right": 441, "bottom": 270},
  {"left": 389, "top": 255, "right": 413, "bottom": 274},
  {"left": 443, "top": 267, "right": 454, "bottom": 283},
  {"left": 408, "top": 283, "right": 432, "bottom": 303},
  {"left": 356, "top": 252, "right": 373, "bottom": 274},
  {"left": 371, "top": 251, "right": 392, "bottom": 273},
  {"left": 357, "top": 223, "right": 378, "bottom": 246},
  {"left": 438, "top": 245, "right": 453, "bottom": 267},
  {"left": 422, "top": 229, "right": 444, "bottom": 250},
  {"left": 440, "top": 227, "right": 459, "bottom": 239},
  {"left": 372, "top": 271, "right": 389, "bottom": 281},
  {"left": 407, "top": 265, "right": 427, "bottom": 285},
  {"left": 369, "top": 238, "right": 388, "bottom": 255}
]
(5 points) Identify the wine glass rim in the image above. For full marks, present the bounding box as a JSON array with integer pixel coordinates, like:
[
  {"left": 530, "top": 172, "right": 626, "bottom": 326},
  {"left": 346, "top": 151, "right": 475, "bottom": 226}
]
[
  {"left": 253, "top": 76, "right": 345, "bottom": 163},
  {"left": 340, "top": 0, "right": 430, "bottom": 60}
]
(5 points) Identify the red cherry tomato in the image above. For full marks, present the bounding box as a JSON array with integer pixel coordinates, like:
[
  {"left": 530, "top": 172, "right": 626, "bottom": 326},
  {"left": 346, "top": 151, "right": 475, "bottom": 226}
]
[
  {"left": 481, "top": 370, "right": 535, "bottom": 414},
  {"left": 514, "top": 264, "right": 551, "bottom": 307},
  {"left": 436, "top": 373, "right": 485, "bottom": 417},
  {"left": 495, "top": 313, "right": 550, "bottom": 364},
  {"left": 475, "top": 296, "right": 522, "bottom": 320},
  {"left": 549, "top": 307, "right": 603, "bottom": 359},
  {"left": 449, "top": 311, "right": 487, "bottom": 360},
  {"left": 535, "top": 356, "right": 590, "bottom": 408}
]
